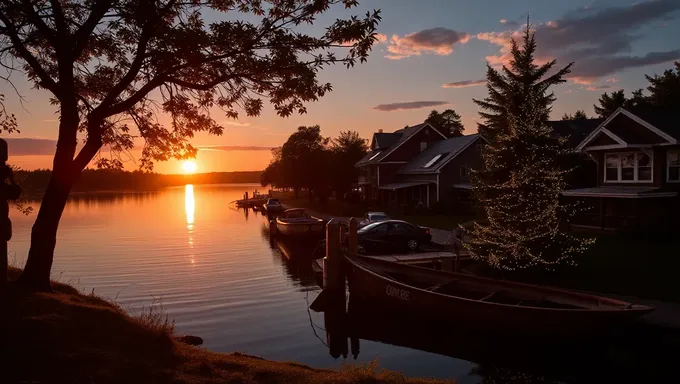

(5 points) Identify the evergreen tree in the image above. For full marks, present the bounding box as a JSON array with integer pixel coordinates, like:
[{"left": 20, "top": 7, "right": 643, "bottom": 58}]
[
  {"left": 473, "top": 23, "right": 572, "bottom": 142},
  {"left": 593, "top": 90, "right": 628, "bottom": 118},
  {"left": 645, "top": 61, "right": 680, "bottom": 109},
  {"left": 425, "top": 109, "right": 465, "bottom": 137},
  {"left": 467, "top": 26, "right": 593, "bottom": 271},
  {"left": 561, "top": 110, "right": 588, "bottom": 120}
]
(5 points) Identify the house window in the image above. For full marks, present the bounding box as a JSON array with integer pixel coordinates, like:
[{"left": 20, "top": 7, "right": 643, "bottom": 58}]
[
  {"left": 420, "top": 142, "right": 427, "bottom": 152},
  {"left": 668, "top": 149, "right": 680, "bottom": 182},
  {"left": 460, "top": 165, "right": 469, "bottom": 179},
  {"left": 423, "top": 153, "right": 443, "bottom": 168},
  {"left": 604, "top": 152, "right": 653, "bottom": 183}
]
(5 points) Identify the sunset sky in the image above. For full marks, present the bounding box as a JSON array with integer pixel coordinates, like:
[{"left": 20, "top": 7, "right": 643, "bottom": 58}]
[{"left": 2, "top": 0, "right": 679, "bottom": 174}]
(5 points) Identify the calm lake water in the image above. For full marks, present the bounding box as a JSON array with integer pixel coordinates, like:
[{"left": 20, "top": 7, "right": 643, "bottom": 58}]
[{"left": 8, "top": 184, "right": 675, "bottom": 383}]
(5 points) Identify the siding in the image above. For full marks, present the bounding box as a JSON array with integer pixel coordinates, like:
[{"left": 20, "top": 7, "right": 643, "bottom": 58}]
[{"left": 381, "top": 126, "right": 445, "bottom": 162}]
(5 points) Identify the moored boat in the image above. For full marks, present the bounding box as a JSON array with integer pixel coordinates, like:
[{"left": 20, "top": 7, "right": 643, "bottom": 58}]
[
  {"left": 275, "top": 208, "right": 324, "bottom": 237},
  {"left": 262, "top": 198, "right": 284, "bottom": 214},
  {"left": 345, "top": 255, "right": 653, "bottom": 332}
]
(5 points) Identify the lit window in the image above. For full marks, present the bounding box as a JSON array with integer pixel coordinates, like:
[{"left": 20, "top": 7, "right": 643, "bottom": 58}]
[
  {"left": 420, "top": 142, "right": 427, "bottom": 152},
  {"left": 604, "top": 152, "right": 653, "bottom": 183},
  {"left": 423, "top": 154, "right": 443, "bottom": 168},
  {"left": 368, "top": 151, "right": 381, "bottom": 161},
  {"left": 668, "top": 149, "right": 680, "bottom": 182}
]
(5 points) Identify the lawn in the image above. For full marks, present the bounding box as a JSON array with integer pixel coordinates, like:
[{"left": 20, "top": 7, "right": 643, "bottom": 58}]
[{"left": 474, "top": 232, "right": 680, "bottom": 303}]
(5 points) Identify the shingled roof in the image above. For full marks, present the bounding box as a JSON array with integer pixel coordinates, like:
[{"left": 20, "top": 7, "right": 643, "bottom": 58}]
[
  {"left": 356, "top": 123, "right": 436, "bottom": 166},
  {"left": 398, "top": 134, "right": 481, "bottom": 174}
]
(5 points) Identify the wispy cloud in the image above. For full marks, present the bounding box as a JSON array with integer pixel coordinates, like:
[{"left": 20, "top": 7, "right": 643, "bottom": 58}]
[
  {"left": 385, "top": 28, "right": 470, "bottom": 60},
  {"left": 442, "top": 79, "right": 486, "bottom": 88},
  {"left": 585, "top": 84, "right": 612, "bottom": 91},
  {"left": 606, "top": 77, "right": 620, "bottom": 83},
  {"left": 479, "top": 1, "right": 680, "bottom": 83},
  {"left": 220, "top": 120, "right": 251, "bottom": 127},
  {"left": 197, "top": 145, "right": 273, "bottom": 152},
  {"left": 5, "top": 138, "right": 56, "bottom": 155},
  {"left": 373, "top": 101, "right": 449, "bottom": 112}
]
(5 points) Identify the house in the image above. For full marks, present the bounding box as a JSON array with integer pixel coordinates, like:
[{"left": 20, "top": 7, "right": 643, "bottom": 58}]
[
  {"left": 356, "top": 123, "right": 485, "bottom": 210},
  {"left": 563, "top": 107, "right": 680, "bottom": 230}
]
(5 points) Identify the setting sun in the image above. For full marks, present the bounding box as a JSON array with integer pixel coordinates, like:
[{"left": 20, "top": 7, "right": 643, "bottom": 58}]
[{"left": 182, "top": 160, "right": 198, "bottom": 174}]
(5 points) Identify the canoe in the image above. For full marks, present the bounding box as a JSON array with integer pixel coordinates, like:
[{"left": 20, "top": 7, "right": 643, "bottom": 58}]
[
  {"left": 275, "top": 208, "right": 324, "bottom": 237},
  {"left": 345, "top": 255, "right": 653, "bottom": 332}
]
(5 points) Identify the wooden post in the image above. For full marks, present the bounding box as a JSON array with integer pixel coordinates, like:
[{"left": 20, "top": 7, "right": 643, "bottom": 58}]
[
  {"left": 348, "top": 218, "right": 358, "bottom": 255},
  {"left": 323, "top": 219, "right": 345, "bottom": 294}
]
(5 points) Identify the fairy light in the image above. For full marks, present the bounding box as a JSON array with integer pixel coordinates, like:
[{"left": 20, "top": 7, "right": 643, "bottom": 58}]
[{"left": 466, "top": 93, "right": 595, "bottom": 271}]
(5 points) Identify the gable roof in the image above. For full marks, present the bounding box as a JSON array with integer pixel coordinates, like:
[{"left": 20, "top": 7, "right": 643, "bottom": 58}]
[
  {"left": 356, "top": 123, "right": 446, "bottom": 166},
  {"left": 398, "top": 134, "right": 481, "bottom": 175},
  {"left": 576, "top": 108, "right": 679, "bottom": 151},
  {"left": 373, "top": 132, "right": 401, "bottom": 149},
  {"left": 549, "top": 118, "right": 604, "bottom": 147}
]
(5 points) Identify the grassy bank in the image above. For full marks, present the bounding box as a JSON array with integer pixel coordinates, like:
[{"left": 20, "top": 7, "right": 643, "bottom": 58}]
[{"left": 2, "top": 268, "right": 451, "bottom": 384}]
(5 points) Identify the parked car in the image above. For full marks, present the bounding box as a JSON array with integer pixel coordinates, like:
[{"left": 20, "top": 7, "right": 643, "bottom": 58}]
[
  {"left": 358, "top": 212, "right": 390, "bottom": 228},
  {"left": 357, "top": 220, "right": 431, "bottom": 254},
  {"left": 263, "top": 198, "right": 284, "bottom": 214}
]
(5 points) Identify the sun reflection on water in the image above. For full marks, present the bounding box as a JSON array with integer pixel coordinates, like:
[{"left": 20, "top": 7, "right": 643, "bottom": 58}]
[{"left": 185, "top": 184, "right": 196, "bottom": 264}]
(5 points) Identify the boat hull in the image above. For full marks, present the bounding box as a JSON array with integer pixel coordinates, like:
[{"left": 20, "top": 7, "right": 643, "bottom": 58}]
[
  {"left": 276, "top": 221, "right": 325, "bottom": 237},
  {"left": 346, "top": 256, "right": 652, "bottom": 333}
]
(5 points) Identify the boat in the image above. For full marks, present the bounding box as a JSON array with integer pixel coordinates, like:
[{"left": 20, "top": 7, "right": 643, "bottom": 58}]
[
  {"left": 345, "top": 255, "right": 653, "bottom": 332},
  {"left": 275, "top": 208, "right": 325, "bottom": 237},
  {"left": 262, "top": 198, "right": 284, "bottom": 214}
]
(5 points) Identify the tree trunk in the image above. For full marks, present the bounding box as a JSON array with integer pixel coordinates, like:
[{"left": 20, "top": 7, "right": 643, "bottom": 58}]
[{"left": 17, "top": 171, "right": 73, "bottom": 291}]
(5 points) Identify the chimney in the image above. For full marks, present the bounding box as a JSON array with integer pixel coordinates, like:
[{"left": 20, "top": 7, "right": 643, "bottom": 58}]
[{"left": 378, "top": 129, "right": 383, "bottom": 133}]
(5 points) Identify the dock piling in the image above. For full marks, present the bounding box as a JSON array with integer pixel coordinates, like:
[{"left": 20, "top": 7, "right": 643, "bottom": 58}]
[{"left": 323, "top": 219, "right": 345, "bottom": 296}]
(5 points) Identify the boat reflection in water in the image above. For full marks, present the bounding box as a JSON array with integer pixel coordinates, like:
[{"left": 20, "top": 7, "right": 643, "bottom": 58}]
[{"left": 315, "top": 294, "right": 680, "bottom": 383}]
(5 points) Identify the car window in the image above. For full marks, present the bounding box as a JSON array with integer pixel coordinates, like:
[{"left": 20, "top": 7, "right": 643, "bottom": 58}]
[
  {"left": 370, "top": 223, "right": 389, "bottom": 234},
  {"left": 269, "top": 199, "right": 280, "bottom": 204},
  {"left": 389, "top": 222, "right": 412, "bottom": 232},
  {"left": 370, "top": 214, "right": 388, "bottom": 221},
  {"left": 358, "top": 221, "right": 382, "bottom": 233}
]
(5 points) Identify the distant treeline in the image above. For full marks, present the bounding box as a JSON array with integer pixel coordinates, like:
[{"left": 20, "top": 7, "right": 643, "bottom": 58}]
[{"left": 13, "top": 169, "right": 262, "bottom": 197}]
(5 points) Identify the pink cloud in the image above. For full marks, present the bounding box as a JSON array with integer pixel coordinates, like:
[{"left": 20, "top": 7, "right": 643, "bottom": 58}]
[
  {"left": 606, "top": 77, "right": 620, "bottom": 83},
  {"left": 385, "top": 28, "right": 470, "bottom": 60},
  {"left": 442, "top": 79, "right": 486, "bottom": 88}
]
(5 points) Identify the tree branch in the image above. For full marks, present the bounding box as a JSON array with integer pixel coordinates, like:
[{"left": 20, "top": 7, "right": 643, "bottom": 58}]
[
  {"left": 0, "top": 10, "right": 58, "bottom": 94},
  {"left": 72, "top": 0, "right": 114, "bottom": 59},
  {"left": 19, "top": 0, "right": 58, "bottom": 46}
]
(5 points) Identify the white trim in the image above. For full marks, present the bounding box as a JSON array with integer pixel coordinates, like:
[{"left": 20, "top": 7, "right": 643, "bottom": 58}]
[
  {"left": 576, "top": 107, "right": 677, "bottom": 151},
  {"left": 423, "top": 153, "right": 444, "bottom": 168},
  {"left": 377, "top": 123, "right": 447, "bottom": 163},
  {"left": 435, "top": 135, "right": 482, "bottom": 174},
  {"left": 620, "top": 109, "right": 678, "bottom": 144},
  {"left": 562, "top": 191, "right": 677, "bottom": 199},
  {"left": 601, "top": 128, "right": 627, "bottom": 145},
  {"left": 603, "top": 151, "right": 653, "bottom": 184},
  {"left": 667, "top": 148, "right": 680, "bottom": 183},
  {"left": 426, "top": 184, "right": 430, "bottom": 207}
]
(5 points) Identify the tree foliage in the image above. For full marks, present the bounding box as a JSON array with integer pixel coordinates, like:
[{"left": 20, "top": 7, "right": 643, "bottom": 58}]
[
  {"left": 593, "top": 90, "right": 628, "bottom": 118},
  {"left": 468, "top": 24, "right": 592, "bottom": 271},
  {"left": 0, "top": 0, "right": 381, "bottom": 290},
  {"left": 261, "top": 127, "right": 365, "bottom": 202},
  {"left": 473, "top": 23, "right": 572, "bottom": 142},
  {"left": 645, "top": 61, "right": 680, "bottom": 109},
  {"left": 561, "top": 110, "right": 588, "bottom": 120},
  {"left": 424, "top": 109, "right": 464, "bottom": 137},
  {"left": 330, "top": 130, "right": 367, "bottom": 198}
]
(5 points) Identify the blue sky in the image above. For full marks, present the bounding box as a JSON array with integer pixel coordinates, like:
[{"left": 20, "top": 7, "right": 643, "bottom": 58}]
[{"left": 2, "top": 0, "right": 679, "bottom": 172}]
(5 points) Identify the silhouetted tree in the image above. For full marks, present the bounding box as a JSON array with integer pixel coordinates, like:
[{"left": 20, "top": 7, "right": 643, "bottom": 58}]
[
  {"left": 561, "top": 110, "right": 588, "bottom": 120},
  {"left": 425, "top": 109, "right": 465, "bottom": 137},
  {"left": 474, "top": 23, "right": 572, "bottom": 142},
  {"left": 593, "top": 90, "right": 627, "bottom": 118},
  {"left": 330, "top": 131, "right": 367, "bottom": 199},
  {"left": 0, "top": 0, "right": 381, "bottom": 290},
  {"left": 0, "top": 94, "right": 17, "bottom": 134},
  {"left": 468, "top": 24, "right": 592, "bottom": 271},
  {"left": 280, "top": 125, "right": 330, "bottom": 201},
  {"left": 645, "top": 61, "right": 680, "bottom": 109}
]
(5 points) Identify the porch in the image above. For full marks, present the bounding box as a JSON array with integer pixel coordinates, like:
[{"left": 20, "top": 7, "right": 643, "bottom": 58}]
[
  {"left": 378, "top": 181, "right": 435, "bottom": 209},
  {"left": 562, "top": 186, "right": 678, "bottom": 231}
]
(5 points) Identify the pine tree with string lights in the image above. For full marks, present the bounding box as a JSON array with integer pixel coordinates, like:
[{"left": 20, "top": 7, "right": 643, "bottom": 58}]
[{"left": 466, "top": 23, "right": 594, "bottom": 271}]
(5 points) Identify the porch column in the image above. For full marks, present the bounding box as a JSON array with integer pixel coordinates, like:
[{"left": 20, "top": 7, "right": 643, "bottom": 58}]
[
  {"left": 599, "top": 197, "right": 605, "bottom": 230},
  {"left": 426, "top": 184, "right": 430, "bottom": 208}
]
